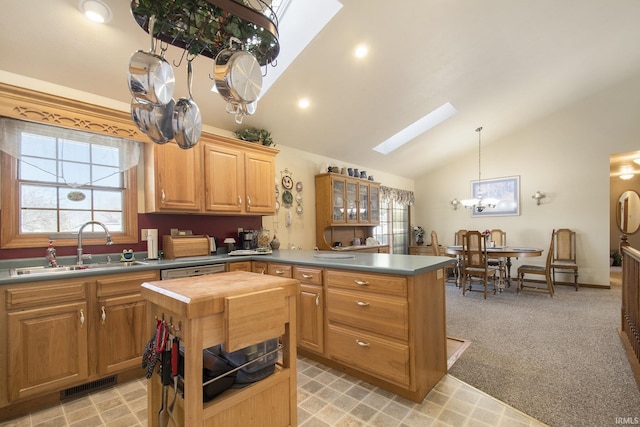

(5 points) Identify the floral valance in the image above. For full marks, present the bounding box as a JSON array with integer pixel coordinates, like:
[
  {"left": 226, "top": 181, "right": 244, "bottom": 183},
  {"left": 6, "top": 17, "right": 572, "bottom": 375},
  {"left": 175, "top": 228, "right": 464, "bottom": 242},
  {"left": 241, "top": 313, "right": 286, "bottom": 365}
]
[{"left": 380, "top": 186, "right": 415, "bottom": 206}]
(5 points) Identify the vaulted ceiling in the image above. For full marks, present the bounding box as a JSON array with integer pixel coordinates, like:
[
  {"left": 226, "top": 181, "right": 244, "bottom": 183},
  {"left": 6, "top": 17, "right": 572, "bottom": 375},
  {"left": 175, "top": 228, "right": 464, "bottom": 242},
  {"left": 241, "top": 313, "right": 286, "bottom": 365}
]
[{"left": 2, "top": 0, "right": 640, "bottom": 178}]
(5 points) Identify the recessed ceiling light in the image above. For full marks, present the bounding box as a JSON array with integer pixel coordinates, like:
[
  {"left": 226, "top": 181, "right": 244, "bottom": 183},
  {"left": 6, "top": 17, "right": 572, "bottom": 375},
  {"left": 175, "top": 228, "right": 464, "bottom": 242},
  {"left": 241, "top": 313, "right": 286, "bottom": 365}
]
[
  {"left": 79, "top": 0, "right": 112, "bottom": 24},
  {"left": 298, "top": 98, "right": 310, "bottom": 109},
  {"left": 354, "top": 44, "right": 368, "bottom": 59},
  {"left": 372, "top": 102, "right": 458, "bottom": 155}
]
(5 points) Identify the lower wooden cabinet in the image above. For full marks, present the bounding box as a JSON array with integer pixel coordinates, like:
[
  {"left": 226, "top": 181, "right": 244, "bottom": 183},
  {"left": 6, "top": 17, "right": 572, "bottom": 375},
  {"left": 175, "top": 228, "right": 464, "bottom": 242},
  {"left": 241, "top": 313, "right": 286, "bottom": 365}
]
[
  {"left": 294, "top": 266, "right": 324, "bottom": 354},
  {"left": 1, "top": 270, "right": 159, "bottom": 408},
  {"left": 228, "top": 261, "right": 252, "bottom": 272}
]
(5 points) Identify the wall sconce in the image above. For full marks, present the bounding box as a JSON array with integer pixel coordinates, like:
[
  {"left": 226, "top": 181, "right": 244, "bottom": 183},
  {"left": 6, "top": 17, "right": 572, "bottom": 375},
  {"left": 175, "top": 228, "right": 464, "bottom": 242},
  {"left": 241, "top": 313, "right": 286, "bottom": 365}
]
[
  {"left": 532, "top": 191, "right": 546, "bottom": 205},
  {"left": 450, "top": 198, "right": 460, "bottom": 210}
]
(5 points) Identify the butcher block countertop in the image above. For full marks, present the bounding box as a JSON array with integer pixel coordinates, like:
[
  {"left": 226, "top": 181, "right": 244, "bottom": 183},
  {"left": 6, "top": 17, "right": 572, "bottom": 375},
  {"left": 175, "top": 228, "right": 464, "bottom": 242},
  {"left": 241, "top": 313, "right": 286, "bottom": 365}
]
[{"left": 140, "top": 270, "right": 299, "bottom": 319}]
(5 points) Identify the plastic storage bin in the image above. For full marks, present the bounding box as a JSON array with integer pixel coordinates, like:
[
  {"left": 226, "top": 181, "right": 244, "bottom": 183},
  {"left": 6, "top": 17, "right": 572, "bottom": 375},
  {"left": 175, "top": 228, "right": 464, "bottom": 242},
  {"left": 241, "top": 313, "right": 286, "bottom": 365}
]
[{"left": 221, "top": 338, "right": 279, "bottom": 384}]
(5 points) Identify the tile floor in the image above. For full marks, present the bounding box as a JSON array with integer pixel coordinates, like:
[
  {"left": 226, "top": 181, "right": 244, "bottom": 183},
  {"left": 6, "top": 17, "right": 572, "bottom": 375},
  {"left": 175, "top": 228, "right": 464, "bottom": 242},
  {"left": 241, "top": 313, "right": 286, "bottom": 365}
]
[{"left": 0, "top": 356, "right": 546, "bottom": 427}]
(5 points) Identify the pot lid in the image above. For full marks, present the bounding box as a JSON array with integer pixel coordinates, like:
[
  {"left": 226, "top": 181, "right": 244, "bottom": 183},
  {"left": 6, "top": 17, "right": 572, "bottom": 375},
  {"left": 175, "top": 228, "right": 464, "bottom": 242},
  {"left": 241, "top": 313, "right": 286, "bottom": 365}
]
[{"left": 228, "top": 53, "right": 262, "bottom": 103}]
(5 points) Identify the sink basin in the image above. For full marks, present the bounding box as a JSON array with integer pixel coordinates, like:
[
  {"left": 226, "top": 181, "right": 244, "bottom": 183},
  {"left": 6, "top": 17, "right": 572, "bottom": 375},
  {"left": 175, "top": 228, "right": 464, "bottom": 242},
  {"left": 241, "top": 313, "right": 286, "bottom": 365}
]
[
  {"left": 313, "top": 253, "right": 355, "bottom": 259},
  {"left": 10, "top": 261, "right": 148, "bottom": 277}
]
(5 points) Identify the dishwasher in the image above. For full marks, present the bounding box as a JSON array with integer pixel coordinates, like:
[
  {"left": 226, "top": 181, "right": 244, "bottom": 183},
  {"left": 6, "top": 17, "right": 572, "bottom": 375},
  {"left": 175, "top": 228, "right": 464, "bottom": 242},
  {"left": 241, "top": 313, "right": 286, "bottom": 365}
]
[{"left": 160, "top": 263, "right": 226, "bottom": 280}]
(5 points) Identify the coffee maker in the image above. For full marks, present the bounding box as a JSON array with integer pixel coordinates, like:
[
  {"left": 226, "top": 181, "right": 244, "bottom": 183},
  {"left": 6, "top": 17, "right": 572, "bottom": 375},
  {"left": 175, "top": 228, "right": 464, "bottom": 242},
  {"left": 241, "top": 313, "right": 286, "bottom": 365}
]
[{"left": 239, "top": 230, "right": 256, "bottom": 250}]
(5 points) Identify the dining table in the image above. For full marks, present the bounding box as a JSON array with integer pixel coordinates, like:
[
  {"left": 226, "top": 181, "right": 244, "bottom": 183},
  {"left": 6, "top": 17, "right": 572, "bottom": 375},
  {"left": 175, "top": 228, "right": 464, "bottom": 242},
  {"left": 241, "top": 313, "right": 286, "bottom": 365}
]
[{"left": 445, "top": 245, "right": 543, "bottom": 288}]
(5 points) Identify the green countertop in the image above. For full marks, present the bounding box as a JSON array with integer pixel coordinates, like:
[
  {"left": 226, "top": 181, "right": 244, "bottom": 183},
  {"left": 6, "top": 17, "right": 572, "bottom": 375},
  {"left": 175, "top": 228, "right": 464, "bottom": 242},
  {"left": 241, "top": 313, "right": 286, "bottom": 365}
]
[{"left": 0, "top": 250, "right": 455, "bottom": 285}]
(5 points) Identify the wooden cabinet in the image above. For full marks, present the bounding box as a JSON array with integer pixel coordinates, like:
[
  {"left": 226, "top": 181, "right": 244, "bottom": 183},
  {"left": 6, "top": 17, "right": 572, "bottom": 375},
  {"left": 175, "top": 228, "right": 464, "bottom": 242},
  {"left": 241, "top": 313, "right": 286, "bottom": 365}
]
[
  {"left": 228, "top": 261, "right": 252, "bottom": 272},
  {"left": 315, "top": 173, "right": 380, "bottom": 227},
  {"left": 5, "top": 280, "right": 89, "bottom": 401},
  {"left": 293, "top": 266, "right": 324, "bottom": 354},
  {"left": 94, "top": 271, "right": 157, "bottom": 375},
  {"left": 298, "top": 267, "right": 447, "bottom": 403},
  {"left": 268, "top": 263, "right": 292, "bottom": 278},
  {"left": 144, "top": 142, "right": 203, "bottom": 212},
  {"left": 1, "top": 270, "right": 159, "bottom": 407},
  {"left": 145, "top": 134, "right": 278, "bottom": 215},
  {"left": 203, "top": 140, "right": 276, "bottom": 214}
]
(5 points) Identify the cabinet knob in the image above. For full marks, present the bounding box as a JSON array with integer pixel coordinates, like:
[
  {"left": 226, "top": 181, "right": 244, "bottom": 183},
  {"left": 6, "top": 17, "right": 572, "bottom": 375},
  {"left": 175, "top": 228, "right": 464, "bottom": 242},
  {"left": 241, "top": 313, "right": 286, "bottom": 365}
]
[
  {"left": 355, "top": 339, "right": 370, "bottom": 347},
  {"left": 355, "top": 300, "right": 370, "bottom": 307},
  {"left": 354, "top": 280, "right": 370, "bottom": 286},
  {"left": 238, "top": 196, "right": 242, "bottom": 207},
  {"left": 161, "top": 189, "right": 166, "bottom": 203},
  {"left": 247, "top": 196, "right": 251, "bottom": 207},
  {"left": 101, "top": 306, "right": 106, "bottom": 324},
  {"left": 275, "top": 269, "right": 285, "bottom": 275},
  {"left": 80, "top": 309, "right": 85, "bottom": 327},
  {"left": 315, "top": 294, "right": 320, "bottom": 306},
  {"left": 302, "top": 274, "right": 313, "bottom": 279}
]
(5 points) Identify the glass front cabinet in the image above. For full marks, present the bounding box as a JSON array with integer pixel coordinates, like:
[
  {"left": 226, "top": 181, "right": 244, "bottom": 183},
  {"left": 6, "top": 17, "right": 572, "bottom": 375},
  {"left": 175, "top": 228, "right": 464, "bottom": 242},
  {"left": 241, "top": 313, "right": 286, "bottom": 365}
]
[{"left": 317, "top": 173, "right": 380, "bottom": 227}]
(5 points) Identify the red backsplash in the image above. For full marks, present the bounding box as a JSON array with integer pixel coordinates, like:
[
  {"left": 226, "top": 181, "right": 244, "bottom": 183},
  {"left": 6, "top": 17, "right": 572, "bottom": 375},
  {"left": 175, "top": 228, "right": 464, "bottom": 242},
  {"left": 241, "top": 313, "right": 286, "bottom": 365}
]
[{"left": 0, "top": 213, "right": 262, "bottom": 260}]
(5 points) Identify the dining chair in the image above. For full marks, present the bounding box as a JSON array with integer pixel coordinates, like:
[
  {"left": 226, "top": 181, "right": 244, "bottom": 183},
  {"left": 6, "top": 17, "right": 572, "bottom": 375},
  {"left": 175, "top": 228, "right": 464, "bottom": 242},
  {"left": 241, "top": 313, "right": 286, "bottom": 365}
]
[
  {"left": 462, "top": 231, "right": 500, "bottom": 299},
  {"left": 551, "top": 228, "right": 579, "bottom": 290},
  {"left": 488, "top": 229, "right": 507, "bottom": 284},
  {"left": 431, "top": 230, "right": 455, "bottom": 282},
  {"left": 453, "top": 229, "right": 468, "bottom": 287},
  {"left": 517, "top": 230, "right": 555, "bottom": 297}
]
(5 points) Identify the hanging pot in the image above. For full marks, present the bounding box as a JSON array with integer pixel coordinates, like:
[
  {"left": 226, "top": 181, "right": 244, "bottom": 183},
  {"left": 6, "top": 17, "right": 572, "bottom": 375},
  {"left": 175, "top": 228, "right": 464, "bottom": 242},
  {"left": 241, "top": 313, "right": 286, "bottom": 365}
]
[
  {"left": 131, "top": 97, "right": 174, "bottom": 144},
  {"left": 128, "top": 16, "right": 175, "bottom": 106},
  {"left": 214, "top": 38, "right": 262, "bottom": 105},
  {"left": 173, "top": 60, "right": 201, "bottom": 149}
]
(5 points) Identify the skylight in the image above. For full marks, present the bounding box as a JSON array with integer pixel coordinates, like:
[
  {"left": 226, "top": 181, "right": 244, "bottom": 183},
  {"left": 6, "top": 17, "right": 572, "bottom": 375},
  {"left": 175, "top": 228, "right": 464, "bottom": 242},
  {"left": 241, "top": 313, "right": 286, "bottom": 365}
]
[{"left": 372, "top": 102, "right": 458, "bottom": 155}]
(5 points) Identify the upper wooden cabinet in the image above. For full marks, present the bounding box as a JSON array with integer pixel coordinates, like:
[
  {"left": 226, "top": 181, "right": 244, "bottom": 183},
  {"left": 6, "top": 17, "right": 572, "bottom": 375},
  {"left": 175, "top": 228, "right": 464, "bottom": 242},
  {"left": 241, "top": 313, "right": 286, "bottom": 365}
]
[
  {"left": 315, "top": 173, "right": 380, "bottom": 227},
  {"left": 145, "top": 134, "right": 278, "bottom": 215}
]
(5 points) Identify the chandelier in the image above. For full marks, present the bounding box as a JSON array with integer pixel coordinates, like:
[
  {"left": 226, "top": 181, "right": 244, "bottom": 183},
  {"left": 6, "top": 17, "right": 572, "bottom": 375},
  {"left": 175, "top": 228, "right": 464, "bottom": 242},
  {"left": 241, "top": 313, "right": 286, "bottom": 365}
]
[{"left": 460, "top": 126, "right": 500, "bottom": 213}]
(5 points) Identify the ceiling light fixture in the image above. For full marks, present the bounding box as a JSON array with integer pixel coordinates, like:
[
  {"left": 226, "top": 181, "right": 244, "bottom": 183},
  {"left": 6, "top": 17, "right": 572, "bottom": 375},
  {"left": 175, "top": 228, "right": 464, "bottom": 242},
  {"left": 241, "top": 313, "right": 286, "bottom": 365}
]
[
  {"left": 372, "top": 102, "right": 458, "bottom": 155},
  {"left": 79, "top": 0, "right": 112, "bottom": 23},
  {"left": 297, "top": 97, "right": 310, "bottom": 109},
  {"left": 450, "top": 198, "right": 460, "bottom": 210},
  {"left": 459, "top": 127, "right": 499, "bottom": 213},
  {"left": 620, "top": 165, "right": 635, "bottom": 180},
  {"left": 354, "top": 44, "right": 369, "bottom": 58}
]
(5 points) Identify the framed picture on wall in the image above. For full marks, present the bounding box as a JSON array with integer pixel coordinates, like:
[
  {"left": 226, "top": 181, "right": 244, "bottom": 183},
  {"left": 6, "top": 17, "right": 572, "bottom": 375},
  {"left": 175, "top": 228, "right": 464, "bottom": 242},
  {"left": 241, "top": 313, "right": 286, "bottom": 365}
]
[{"left": 471, "top": 175, "right": 520, "bottom": 217}]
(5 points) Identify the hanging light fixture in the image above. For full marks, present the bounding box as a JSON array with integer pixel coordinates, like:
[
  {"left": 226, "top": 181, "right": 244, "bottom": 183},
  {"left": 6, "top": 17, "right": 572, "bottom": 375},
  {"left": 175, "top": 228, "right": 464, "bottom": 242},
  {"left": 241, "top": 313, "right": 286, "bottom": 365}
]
[{"left": 460, "top": 126, "right": 500, "bottom": 213}]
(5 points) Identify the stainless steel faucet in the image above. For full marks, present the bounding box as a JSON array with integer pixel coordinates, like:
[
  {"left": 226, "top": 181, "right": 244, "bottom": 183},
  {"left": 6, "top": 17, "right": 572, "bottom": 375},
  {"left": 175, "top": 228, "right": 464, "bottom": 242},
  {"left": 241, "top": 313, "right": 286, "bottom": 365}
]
[{"left": 77, "top": 221, "right": 114, "bottom": 265}]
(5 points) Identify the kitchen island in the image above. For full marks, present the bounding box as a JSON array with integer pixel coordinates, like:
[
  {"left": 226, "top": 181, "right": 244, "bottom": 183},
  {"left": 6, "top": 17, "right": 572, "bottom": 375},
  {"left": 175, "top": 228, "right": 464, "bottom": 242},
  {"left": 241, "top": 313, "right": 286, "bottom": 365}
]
[{"left": 0, "top": 250, "right": 453, "bottom": 420}]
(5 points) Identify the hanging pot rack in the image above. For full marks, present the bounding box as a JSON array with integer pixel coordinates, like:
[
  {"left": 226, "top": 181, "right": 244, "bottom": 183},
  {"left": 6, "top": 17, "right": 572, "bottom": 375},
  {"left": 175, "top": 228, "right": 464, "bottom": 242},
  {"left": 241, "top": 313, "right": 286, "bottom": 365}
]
[{"left": 130, "top": 0, "right": 280, "bottom": 67}]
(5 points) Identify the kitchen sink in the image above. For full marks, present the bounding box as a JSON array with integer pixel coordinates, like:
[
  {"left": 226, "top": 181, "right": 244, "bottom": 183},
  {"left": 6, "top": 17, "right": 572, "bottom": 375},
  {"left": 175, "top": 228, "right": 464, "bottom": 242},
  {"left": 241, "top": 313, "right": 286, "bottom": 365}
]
[{"left": 10, "top": 261, "right": 148, "bottom": 277}]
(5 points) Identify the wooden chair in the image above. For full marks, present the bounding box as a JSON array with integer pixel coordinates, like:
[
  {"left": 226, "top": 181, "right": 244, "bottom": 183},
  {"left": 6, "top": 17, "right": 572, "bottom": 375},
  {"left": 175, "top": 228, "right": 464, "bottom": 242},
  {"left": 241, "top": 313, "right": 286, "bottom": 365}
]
[
  {"left": 453, "top": 229, "right": 468, "bottom": 287},
  {"left": 517, "top": 230, "right": 555, "bottom": 297},
  {"left": 461, "top": 231, "right": 500, "bottom": 299},
  {"left": 488, "top": 229, "right": 507, "bottom": 285},
  {"left": 551, "top": 228, "right": 579, "bottom": 290},
  {"left": 431, "top": 230, "right": 455, "bottom": 281}
]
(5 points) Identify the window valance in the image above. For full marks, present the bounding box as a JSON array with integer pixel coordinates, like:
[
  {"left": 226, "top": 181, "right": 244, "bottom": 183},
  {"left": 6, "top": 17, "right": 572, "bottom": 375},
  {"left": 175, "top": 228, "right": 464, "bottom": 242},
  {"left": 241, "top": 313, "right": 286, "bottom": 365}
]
[
  {"left": 0, "top": 118, "right": 140, "bottom": 188},
  {"left": 380, "top": 186, "right": 414, "bottom": 206}
]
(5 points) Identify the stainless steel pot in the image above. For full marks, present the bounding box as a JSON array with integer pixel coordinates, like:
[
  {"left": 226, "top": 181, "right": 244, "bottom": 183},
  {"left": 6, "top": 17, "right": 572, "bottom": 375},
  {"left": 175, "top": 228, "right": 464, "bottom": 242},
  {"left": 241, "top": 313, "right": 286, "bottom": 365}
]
[
  {"left": 173, "top": 60, "right": 201, "bottom": 149},
  {"left": 128, "top": 16, "right": 175, "bottom": 106},
  {"left": 214, "top": 48, "right": 262, "bottom": 104},
  {"left": 131, "top": 98, "right": 174, "bottom": 144}
]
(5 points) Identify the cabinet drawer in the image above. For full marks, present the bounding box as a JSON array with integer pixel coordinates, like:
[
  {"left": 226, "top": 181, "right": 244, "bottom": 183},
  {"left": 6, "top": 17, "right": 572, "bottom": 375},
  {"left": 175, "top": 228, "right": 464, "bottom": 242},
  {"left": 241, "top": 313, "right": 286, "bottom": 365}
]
[
  {"left": 327, "top": 289, "right": 408, "bottom": 340},
  {"left": 293, "top": 266, "right": 322, "bottom": 284},
  {"left": 96, "top": 271, "right": 160, "bottom": 298},
  {"left": 268, "top": 264, "right": 292, "bottom": 278},
  {"left": 327, "top": 324, "right": 410, "bottom": 387},
  {"left": 5, "top": 281, "right": 86, "bottom": 310},
  {"left": 326, "top": 269, "right": 407, "bottom": 296}
]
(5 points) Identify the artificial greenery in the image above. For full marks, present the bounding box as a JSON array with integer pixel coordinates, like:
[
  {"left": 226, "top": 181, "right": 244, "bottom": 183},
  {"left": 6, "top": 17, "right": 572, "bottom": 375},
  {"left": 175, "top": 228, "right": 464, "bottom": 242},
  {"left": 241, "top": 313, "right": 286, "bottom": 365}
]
[
  {"left": 234, "top": 128, "right": 274, "bottom": 146},
  {"left": 131, "top": 0, "right": 278, "bottom": 64}
]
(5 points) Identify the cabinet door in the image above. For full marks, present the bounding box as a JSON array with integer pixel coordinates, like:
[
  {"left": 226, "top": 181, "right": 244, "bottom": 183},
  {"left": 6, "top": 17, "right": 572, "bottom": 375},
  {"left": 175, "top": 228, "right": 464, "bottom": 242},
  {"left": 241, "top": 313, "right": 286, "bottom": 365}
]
[
  {"left": 358, "top": 182, "right": 369, "bottom": 223},
  {"left": 298, "top": 284, "right": 324, "bottom": 353},
  {"left": 96, "top": 295, "right": 147, "bottom": 374},
  {"left": 244, "top": 151, "right": 275, "bottom": 214},
  {"left": 7, "top": 302, "right": 89, "bottom": 401},
  {"left": 370, "top": 184, "right": 380, "bottom": 224},
  {"left": 346, "top": 180, "right": 358, "bottom": 224},
  {"left": 148, "top": 143, "right": 202, "bottom": 212},
  {"left": 228, "top": 261, "right": 251, "bottom": 272},
  {"left": 204, "top": 142, "right": 244, "bottom": 213},
  {"left": 332, "top": 178, "right": 346, "bottom": 223}
]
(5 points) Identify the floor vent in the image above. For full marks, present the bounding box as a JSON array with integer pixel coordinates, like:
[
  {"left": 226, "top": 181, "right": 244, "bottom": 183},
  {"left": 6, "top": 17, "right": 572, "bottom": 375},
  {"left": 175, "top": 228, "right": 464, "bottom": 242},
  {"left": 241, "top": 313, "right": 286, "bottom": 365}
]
[{"left": 60, "top": 375, "right": 117, "bottom": 400}]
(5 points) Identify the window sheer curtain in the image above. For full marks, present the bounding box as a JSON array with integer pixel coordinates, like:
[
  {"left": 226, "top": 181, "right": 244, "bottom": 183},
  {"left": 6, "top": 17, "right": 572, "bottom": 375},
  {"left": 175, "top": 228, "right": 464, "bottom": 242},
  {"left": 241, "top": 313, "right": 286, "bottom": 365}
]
[{"left": 0, "top": 118, "right": 140, "bottom": 187}]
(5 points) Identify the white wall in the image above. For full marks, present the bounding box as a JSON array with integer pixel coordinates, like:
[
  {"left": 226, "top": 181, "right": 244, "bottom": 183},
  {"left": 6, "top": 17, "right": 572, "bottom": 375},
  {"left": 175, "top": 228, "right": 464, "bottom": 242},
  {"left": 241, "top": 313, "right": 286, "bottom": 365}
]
[
  {"left": 413, "top": 71, "right": 640, "bottom": 287},
  {"left": 263, "top": 144, "right": 414, "bottom": 251}
]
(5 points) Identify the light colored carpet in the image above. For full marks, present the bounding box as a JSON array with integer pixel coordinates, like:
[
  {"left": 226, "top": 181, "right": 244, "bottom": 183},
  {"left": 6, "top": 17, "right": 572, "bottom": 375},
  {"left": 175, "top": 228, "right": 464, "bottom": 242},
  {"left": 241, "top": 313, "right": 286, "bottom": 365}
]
[{"left": 446, "top": 273, "right": 640, "bottom": 427}]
